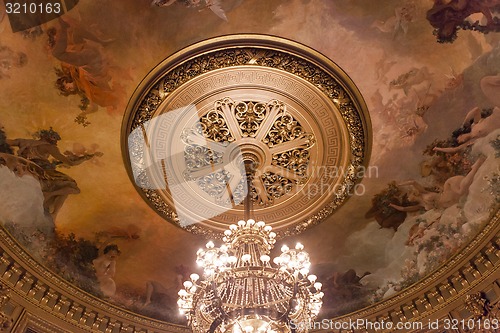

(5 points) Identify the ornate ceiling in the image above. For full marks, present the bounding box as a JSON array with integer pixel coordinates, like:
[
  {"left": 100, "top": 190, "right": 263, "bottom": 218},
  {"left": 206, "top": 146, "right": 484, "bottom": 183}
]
[
  {"left": 0, "top": 0, "right": 499, "bottom": 332},
  {"left": 122, "top": 35, "right": 371, "bottom": 237}
]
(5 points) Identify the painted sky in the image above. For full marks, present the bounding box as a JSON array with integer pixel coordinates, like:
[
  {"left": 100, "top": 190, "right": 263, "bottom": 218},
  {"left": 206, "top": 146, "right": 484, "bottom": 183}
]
[{"left": 0, "top": 0, "right": 499, "bottom": 321}]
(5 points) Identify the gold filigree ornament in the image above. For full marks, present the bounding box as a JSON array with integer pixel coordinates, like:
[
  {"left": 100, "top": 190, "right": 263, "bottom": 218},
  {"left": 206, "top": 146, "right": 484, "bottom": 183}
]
[{"left": 122, "top": 35, "right": 371, "bottom": 237}]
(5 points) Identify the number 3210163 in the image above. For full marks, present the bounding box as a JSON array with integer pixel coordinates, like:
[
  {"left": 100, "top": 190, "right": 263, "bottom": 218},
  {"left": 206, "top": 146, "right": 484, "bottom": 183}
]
[{"left": 5, "top": 2, "right": 61, "bottom": 14}]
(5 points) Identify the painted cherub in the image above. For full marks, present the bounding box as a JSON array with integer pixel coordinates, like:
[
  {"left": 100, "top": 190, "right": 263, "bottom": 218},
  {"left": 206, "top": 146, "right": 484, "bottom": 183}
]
[
  {"left": 93, "top": 244, "right": 121, "bottom": 298},
  {"left": 47, "top": 18, "right": 125, "bottom": 120}
]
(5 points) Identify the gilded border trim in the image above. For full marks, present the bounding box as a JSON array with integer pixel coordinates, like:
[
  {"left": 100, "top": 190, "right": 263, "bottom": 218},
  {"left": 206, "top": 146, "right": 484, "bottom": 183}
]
[
  {"left": 121, "top": 34, "right": 372, "bottom": 237},
  {"left": 0, "top": 211, "right": 497, "bottom": 332}
]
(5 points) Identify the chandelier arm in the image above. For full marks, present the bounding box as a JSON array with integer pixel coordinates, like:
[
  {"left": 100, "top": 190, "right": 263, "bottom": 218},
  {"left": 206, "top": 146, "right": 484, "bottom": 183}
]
[
  {"left": 208, "top": 282, "right": 230, "bottom": 333},
  {"left": 243, "top": 160, "right": 255, "bottom": 221}
]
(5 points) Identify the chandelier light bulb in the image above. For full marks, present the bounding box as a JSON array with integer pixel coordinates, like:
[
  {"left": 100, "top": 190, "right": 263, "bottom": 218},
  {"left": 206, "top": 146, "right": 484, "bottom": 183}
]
[
  {"left": 260, "top": 255, "right": 270, "bottom": 263},
  {"left": 184, "top": 281, "right": 193, "bottom": 288},
  {"left": 206, "top": 241, "right": 215, "bottom": 248},
  {"left": 281, "top": 254, "right": 291, "bottom": 263},
  {"left": 241, "top": 254, "right": 251, "bottom": 262},
  {"left": 269, "top": 232, "right": 276, "bottom": 239},
  {"left": 256, "top": 221, "right": 266, "bottom": 228},
  {"left": 307, "top": 274, "right": 317, "bottom": 282},
  {"left": 205, "top": 251, "right": 215, "bottom": 261},
  {"left": 224, "top": 230, "right": 232, "bottom": 236},
  {"left": 247, "top": 219, "right": 255, "bottom": 226},
  {"left": 190, "top": 273, "right": 199, "bottom": 281},
  {"left": 238, "top": 220, "right": 246, "bottom": 226},
  {"left": 281, "top": 245, "right": 289, "bottom": 252},
  {"left": 263, "top": 225, "right": 272, "bottom": 232},
  {"left": 230, "top": 224, "right": 238, "bottom": 230},
  {"left": 314, "top": 282, "right": 322, "bottom": 290},
  {"left": 295, "top": 243, "right": 304, "bottom": 250}
]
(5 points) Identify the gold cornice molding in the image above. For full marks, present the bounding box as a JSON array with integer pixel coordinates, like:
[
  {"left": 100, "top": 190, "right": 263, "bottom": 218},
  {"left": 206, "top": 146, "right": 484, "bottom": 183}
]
[
  {"left": 315, "top": 208, "right": 500, "bottom": 331},
  {"left": 0, "top": 210, "right": 496, "bottom": 332},
  {"left": 0, "top": 226, "right": 189, "bottom": 333}
]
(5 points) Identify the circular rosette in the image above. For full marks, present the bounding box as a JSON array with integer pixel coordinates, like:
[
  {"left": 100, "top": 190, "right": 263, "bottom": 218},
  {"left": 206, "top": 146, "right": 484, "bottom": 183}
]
[{"left": 122, "top": 34, "right": 371, "bottom": 237}]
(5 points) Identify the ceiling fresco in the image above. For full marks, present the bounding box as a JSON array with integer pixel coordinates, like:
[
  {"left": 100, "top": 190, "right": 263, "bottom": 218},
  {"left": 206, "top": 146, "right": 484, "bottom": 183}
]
[{"left": 0, "top": 0, "right": 499, "bottom": 324}]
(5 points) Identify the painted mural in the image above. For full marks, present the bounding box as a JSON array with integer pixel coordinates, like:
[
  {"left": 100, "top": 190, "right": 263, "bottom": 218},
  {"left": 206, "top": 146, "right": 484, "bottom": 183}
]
[{"left": 0, "top": 0, "right": 499, "bottom": 323}]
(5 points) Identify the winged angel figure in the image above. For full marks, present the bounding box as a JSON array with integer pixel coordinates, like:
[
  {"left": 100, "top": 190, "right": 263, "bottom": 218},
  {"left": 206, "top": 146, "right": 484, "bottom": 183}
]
[{"left": 152, "top": 0, "right": 228, "bottom": 21}]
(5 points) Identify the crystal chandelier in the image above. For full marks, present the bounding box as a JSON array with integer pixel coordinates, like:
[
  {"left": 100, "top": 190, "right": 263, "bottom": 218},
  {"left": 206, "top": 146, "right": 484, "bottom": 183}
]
[{"left": 177, "top": 218, "right": 323, "bottom": 333}]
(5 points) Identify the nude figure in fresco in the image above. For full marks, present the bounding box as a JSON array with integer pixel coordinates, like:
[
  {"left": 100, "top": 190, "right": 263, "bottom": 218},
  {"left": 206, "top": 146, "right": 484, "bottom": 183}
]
[
  {"left": 142, "top": 280, "right": 169, "bottom": 308},
  {"left": 433, "top": 106, "right": 500, "bottom": 153},
  {"left": 432, "top": 74, "right": 500, "bottom": 153},
  {"left": 47, "top": 18, "right": 124, "bottom": 117},
  {"left": 142, "top": 264, "right": 189, "bottom": 309},
  {"left": 371, "top": 1, "right": 416, "bottom": 39},
  {"left": 389, "top": 156, "right": 485, "bottom": 212},
  {"left": 93, "top": 244, "right": 120, "bottom": 298},
  {"left": 4, "top": 128, "right": 101, "bottom": 219}
]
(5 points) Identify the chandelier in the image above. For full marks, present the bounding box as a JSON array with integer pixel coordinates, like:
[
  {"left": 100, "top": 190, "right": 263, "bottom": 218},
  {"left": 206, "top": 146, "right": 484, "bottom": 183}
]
[{"left": 177, "top": 218, "right": 323, "bottom": 333}]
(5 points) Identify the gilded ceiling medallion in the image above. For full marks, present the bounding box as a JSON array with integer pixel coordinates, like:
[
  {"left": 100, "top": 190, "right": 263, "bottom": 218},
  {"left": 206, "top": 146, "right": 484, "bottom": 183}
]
[{"left": 122, "top": 35, "right": 371, "bottom": 237}]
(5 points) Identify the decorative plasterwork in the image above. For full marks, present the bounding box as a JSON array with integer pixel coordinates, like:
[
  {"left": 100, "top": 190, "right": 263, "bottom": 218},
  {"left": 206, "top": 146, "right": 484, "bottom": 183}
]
[
  {"left": 181, "top": 97, "right": 315, "bottom": 207},
  {"left": 317, "top": 210, "right": 500, "bottom": 331},
  {"left": 0, "top": 284, "right": 12, "bottom": 332},
  {"left": 464, "top": 292, "right": 500, "bottom": 329},
  {"left": 0, "top": 212, "right": 496, "bottom": 332},
  {"left": 121, "top": 34, "right": 372, "bottom": 237}
]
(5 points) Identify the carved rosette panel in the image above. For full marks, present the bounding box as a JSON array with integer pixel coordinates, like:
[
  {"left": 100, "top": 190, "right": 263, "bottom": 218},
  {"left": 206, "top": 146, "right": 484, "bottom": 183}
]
[
  {"left": 122, "top": 35, "right": 371, "bottom": 237},
  {"left": 181, "top": 98, "right": 314, "bottom": 208}
]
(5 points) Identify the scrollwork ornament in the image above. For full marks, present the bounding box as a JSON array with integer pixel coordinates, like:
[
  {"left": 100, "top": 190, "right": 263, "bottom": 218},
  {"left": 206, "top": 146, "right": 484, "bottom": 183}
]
[
  {"left": 463, "top": 292, "right": 500, "bottom": 333},
  {"left": 199, "top": 110, "right": 234, "bottom": 143},
  {"left": 272, "top": 148, "right": 310, "bottom": 178},
  {"left": 184, "top": 145, "right": 223, "bottom": 172},
  {"left": 0, "top": 285, "right": 12, "bottom": 332},
  {"left": 263, "top": 112, "right": 304, "bottom": 147},
  {"left": 196, "top": 170, "right": 231, "bottom": 198},
  {"left": 124, "top": 35, "right": 370, "bottom": 235},
  {"left": 233, "top": 100, "right": 267, "bottom": 137},
  {"left": 181, "top": 97, "right": 314, "bottom": 206},
  {"left": 465, "top": 292, "right": 488, "bottom": 317},
  {"left": 261, "top": 172, "right": 293, "bottom": 200}
]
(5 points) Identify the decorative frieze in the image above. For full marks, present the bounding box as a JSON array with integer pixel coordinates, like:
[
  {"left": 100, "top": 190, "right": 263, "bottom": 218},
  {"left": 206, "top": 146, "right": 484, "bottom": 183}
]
[{"left": 0, "top": 213, "right": 496, "bottom": 332}]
